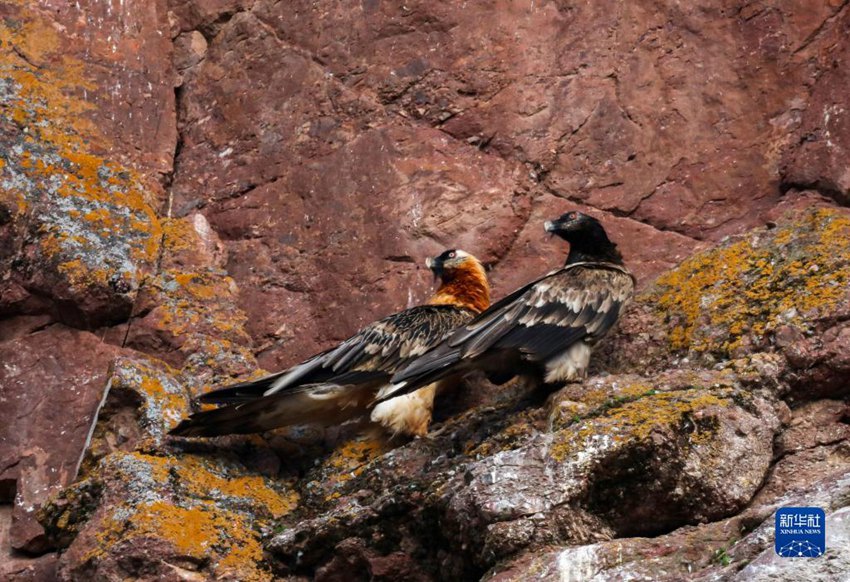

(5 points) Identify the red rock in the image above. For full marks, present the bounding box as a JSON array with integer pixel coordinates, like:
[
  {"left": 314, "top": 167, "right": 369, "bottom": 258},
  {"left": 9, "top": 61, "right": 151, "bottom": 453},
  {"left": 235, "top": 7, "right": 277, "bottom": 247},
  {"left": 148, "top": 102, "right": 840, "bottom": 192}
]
[
  {"left": 173, "top": 21, "right": 532, "bottom": 367},
  {"left": 167, "top": 0, "right": 255, "bottom": 36},
  {"left": 42, "top": 450, "right": 298, "bottom": 582},
  {"left": 166, "top": 0, "right": 850, "bottom": 372},
  {"left": 116, "top": 214, "right": 257, "bottom": 386},
  {"left": 781, "top": 8, "right": 850, "bottom": 206},
  {"left": 0, "top": 327, "right": 117, "bottom": 553},
  {"left": 5, "top": 1, "right": 850, "bottom": 580},
  {"left": 489, "top": 454, "right": 850, "bottom": 581},
  {"left": 247, "top": 0, "right": 838, "bottom": 237},
  {"left": 0, "top": 511, "right": 58, "bottom": 582},
  {"left": 17, "top": 1, "right": 178, "bottom": 178}
]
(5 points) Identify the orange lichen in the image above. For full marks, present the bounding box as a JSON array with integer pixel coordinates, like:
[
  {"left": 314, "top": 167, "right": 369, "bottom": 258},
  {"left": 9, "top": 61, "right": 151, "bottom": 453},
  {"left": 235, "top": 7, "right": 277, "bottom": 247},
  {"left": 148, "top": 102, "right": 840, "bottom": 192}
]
[
  {"left": 139, "top": 375, "right": 187, "bottom": 421},
  {"left": 101, "top": 501, "right": 271, "bottom": 582},
  {"left": 5, "top": 17, "right": 60, "bottom": 66},
  {"left": 78, "top": 451, "right": 297, "bottom": 580},
  {"left": 651, "top": 208, "right": 850, "bottom": 355},
  {"left": 174, "top": 272, "right": 220, "bottom": 300},
  {"left": 173, "top": 455, "right": 299, "bottom": 519},
  {"left": 162, "top": 217, "right": 200, "bottom": 252},
  {"left": 550, "top": 388, "right": 732, "bottom": 462},
  {"left": 468, "top": 415, "right": 537, "bottom": 457},
  {"left": 146, "top": 267, "right": 251, "bottom": 354},
  {"left": 322, "top": 438, "right": 391, "bottom": 486},
  {"left": 1, "top": 9, "right": 162, "bottom": 298}
]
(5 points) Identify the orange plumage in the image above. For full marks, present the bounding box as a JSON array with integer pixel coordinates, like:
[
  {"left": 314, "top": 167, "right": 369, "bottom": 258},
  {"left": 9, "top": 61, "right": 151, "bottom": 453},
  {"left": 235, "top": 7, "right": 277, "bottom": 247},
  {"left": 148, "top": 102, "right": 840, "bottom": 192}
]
[{"left": 427, "top": 252, "right": 490, "bottom": 314}]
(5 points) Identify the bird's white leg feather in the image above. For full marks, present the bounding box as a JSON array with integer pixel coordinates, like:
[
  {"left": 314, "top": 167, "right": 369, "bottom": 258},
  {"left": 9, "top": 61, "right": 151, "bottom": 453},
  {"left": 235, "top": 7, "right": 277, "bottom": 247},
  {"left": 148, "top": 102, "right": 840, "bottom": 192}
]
[
  {"left": 544, "top": 342, "right": 592, "bottom": 384},
  {"left": 370, "top": 383, "right": 437, "bottom": 437}
]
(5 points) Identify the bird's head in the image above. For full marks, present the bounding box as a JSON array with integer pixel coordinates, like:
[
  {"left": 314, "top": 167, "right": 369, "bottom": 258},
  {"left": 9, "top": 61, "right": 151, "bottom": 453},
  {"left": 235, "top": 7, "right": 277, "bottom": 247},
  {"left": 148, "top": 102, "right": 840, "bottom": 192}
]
[
  {"left": 544, "top": 211, "right": 623, "bottom": 265},
  {"left": 544, "top": 211, "right": 605, "bottom": 241},
  {"left": 426, "top": 249, "right": 479, "bottom": 281},
  {"left": 426, "top": 249, "right": 490, "bottom": 312}
]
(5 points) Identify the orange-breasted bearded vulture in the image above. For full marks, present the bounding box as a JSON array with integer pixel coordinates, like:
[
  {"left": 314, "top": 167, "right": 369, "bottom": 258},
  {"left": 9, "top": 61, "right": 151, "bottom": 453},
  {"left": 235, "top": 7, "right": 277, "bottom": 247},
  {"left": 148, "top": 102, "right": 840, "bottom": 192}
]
[{"left": 170, "top": 250, "right": 490, "bottom": 438}]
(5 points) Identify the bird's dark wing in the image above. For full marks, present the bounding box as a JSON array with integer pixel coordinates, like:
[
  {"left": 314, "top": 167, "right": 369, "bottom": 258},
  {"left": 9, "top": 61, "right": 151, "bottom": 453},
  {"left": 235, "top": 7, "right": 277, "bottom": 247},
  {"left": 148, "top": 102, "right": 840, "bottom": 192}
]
[
  {"left": 198, "top": 304, "right": 477, "bottom": 405},
  {"left": 381, "top": 264, "right": 634, "bottom": 400},
  {"left": 172, "top": 304, "right": 478, "bottom": 437},
  {"left": 170, "top": 382, "right": 378, "bottom": 437}
]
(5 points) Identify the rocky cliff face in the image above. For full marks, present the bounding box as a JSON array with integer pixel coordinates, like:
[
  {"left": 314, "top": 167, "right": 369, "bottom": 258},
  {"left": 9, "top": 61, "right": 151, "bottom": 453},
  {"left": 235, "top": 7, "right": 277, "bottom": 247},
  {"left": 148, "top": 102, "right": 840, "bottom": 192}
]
[{"left": 2, "top": 1, "right": 850, "bottom": 580}]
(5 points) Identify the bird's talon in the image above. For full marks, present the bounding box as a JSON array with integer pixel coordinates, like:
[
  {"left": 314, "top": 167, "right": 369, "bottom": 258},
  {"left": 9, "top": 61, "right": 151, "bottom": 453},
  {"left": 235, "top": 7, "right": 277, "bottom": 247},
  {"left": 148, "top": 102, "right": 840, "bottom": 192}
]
[{"left": 425, "top": 425, "right": 449, "bottom": 440}]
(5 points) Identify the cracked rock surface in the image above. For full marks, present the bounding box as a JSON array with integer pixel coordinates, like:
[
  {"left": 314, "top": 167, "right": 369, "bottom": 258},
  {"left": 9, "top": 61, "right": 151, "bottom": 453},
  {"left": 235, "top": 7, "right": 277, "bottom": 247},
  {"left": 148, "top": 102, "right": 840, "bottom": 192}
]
[{"left": 2, "top": 1, "right": 850, "bottom": 580}]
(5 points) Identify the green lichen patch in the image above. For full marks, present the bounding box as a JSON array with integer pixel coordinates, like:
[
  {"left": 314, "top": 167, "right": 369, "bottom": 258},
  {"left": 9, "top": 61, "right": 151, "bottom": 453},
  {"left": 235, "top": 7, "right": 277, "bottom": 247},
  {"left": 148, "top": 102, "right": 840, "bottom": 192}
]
[{"left": 649, "top": 208, "right": 850, "bottom": 358}]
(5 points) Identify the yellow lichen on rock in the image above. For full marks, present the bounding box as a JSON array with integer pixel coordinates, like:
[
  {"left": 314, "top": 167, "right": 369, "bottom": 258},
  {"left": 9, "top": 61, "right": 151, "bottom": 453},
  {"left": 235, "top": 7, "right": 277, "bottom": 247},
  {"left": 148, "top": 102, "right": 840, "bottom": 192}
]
[
  {"left": 162, "top": 217, "right": 202, "bottom": 253},
  {"left": 99, "top": 501, "right": 270, "bottom": 582},
  {"left": 173, "top": 455, "right": 299, "bottom": 520},
  {"left": 65, "top": 451, "right": 299, "bottom": 582},
  {"left": 0, "top": 9, "right": 162, "bottom": 323},
  {"left": 651, "top": 208, "right": 850, "bottom": 356},
  {"left": 146, "top": 267, "right": 251, "bottom": 344},
  {"left": 321, "top": 437, "right": 392, "bottom": 486},
  {"left": 601, "top": 389, "right": 729, "bottom": 442},
  {"left": 0, "top": 18, "right": 98, "bottom": 139},
  {"left": 106, "top": 357, "right": 191, "bottom": 441},
  {"left": 549, "top": 387, "right": 733, "bottom": 462}
]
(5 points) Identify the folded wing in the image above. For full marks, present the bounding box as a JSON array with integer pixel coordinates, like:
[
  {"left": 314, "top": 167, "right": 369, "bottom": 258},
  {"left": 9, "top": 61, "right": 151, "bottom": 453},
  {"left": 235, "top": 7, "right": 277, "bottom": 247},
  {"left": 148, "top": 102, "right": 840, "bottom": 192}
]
[
  {"left": 380, "top": 264, "right": 633, "bottom": 401},
  {"left": 170, "top": 305, "right": 476, "bottom": 437}
]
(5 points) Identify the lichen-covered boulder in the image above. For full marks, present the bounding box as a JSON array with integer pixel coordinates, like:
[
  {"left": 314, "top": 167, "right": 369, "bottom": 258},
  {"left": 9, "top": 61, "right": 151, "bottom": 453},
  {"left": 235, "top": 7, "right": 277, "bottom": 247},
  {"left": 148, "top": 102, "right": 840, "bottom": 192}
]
[
  {"left": 489, "top": 449, "right": 850, "bottom": 582},
  {"left": 653, "top": 208, "right": 849, "bottom": 360},
  {"left": 0, "top": 13, "right": 164, "bottom": 328},
  {"left": 441, "top": 366, "right": 781, "bottom": 569},
  {"left": 82, "top": 356, "right": 193, "bottom": 470},
  {"left": 121, "top": 214, "right": 257, "bottom": 387},
  {"left": 601, "top": 207, "right": 850, "bottom": 397},
  {"left": 30, "top": 191, "right": 300, "bottom": 580},
  {"left": 266, "top": 363, "right": 783, "bottom": 578},
  {"left": 42, "top": 450, "right": 298, "bottom": 582}
]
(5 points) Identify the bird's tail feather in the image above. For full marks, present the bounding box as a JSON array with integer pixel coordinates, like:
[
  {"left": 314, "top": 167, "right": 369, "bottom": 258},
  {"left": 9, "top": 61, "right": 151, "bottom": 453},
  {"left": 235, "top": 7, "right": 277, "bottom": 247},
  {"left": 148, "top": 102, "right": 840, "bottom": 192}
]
[
  {"left": 198, "top": 372, "right": 287, "bottom": 405},
  {"left": 170, "top": 383, "right": 375, "bottom": 437}
]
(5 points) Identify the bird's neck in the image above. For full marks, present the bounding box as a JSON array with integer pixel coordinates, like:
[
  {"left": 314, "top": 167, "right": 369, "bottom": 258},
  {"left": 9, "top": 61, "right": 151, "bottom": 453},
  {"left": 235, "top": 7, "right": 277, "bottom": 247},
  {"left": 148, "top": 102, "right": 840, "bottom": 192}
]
[
  {"left": 565, "top": 233, "right": 624, "bottom": 266},
  {"left": 428, "top": 262, "right": 490, "bottom": 313}
]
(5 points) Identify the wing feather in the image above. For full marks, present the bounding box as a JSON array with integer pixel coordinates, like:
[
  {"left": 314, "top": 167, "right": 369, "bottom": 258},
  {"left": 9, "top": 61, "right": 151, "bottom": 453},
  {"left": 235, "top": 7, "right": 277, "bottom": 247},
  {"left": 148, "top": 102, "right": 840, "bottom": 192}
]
[
  {"left": 202, "top": 304, "right": 476, "bottom": 403},
  {"left": 385, "top": 263, "right": 634, "bottom": 399}
]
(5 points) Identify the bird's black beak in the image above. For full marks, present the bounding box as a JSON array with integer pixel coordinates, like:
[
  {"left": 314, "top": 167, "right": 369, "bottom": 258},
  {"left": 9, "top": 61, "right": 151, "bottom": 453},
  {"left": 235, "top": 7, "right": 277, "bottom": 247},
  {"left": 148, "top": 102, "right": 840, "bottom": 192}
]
[{"left": 426, "top": 256, "right": 443, "bottom": 282}]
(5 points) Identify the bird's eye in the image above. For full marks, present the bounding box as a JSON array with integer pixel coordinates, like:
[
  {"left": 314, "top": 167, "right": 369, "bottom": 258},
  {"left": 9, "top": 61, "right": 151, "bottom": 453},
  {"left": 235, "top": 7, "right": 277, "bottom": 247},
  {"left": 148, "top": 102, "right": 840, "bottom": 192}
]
[
  {"left": 568, "top": 212, "right": 576, "bottom": 219},
  {"left": 449, "top": 251, "right": 456, "bottom": 258}
]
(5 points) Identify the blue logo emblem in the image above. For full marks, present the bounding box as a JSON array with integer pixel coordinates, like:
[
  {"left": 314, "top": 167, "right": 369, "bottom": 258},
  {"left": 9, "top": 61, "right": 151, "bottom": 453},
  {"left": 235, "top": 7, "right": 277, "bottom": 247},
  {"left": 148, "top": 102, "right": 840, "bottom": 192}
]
[{"left": 775, "top": 507, "right": 825, "bottom": 557}]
